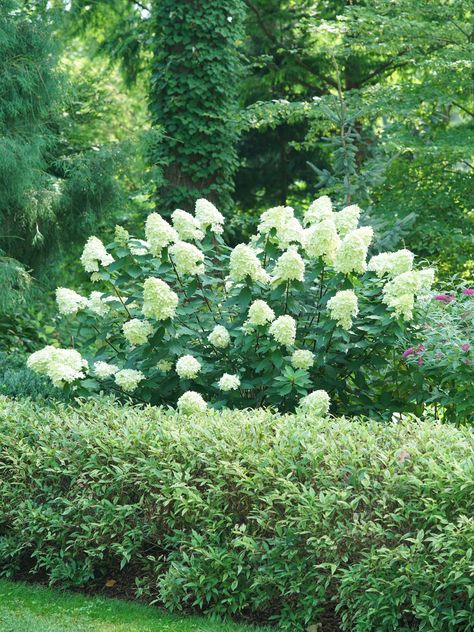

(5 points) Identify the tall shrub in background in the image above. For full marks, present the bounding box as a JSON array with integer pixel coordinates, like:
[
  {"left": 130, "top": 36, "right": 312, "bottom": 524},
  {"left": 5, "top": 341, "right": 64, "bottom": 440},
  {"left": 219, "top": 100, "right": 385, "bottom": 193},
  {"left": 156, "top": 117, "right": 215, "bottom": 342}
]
[{"left": 150, "top": 0, "right": 245, "bottom": 216}]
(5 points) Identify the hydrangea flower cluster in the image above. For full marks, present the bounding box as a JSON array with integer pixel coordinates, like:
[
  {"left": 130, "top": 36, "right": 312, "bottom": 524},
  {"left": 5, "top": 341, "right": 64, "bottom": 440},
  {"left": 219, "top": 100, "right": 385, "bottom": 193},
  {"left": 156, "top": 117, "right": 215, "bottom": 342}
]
[
  {"left": 94, "top": 361, "right": 119, "bottom": 380},
  {"left": 28, "top": 195, "right": 439, "bottom": 416},
  {"left": 122, "top": 319, "right": 153, "bottom": 346},
  {"left": 229, "top": 244, "right": 270, "bottom": 284},
  {"left": 142, "top": 278, "right": 178, "bottom": 321},
  {"left": 27, "top": 346, "right": 88, "bottom": 387},
  {"left": 368, "top": 249, "right": 414, "bottom": 278},
  {"left": 169, "top": 241, "right": 205, "bottom": 276},
  {"left": 145, "top": 213, "right": 178, "bottom": 256},
  {"left": 304, "top": 219, "right": 340, "bottom": 264},
  {"left": 327, "top": 290, "right": 359, "bottom": 330},
  {"left": 269, "top": 315, "right": 297, "bottom": 347},
  {"left": 246, "top": 300, "right": 275, "bottom": 326},
  {"left": 115, "top": 368, "right": 145, "bottom": 392},
  {"left": 218, "top": 373, "right": 240, "bottom": 391},
  {"left": 176, "top": 355, "right": 201, "bottom": 379},
  {"left": 383, "top": 269, "right": 435, "bottom": 320},
  {"left": 56, "top": 288, "right": 89, "bottom": 315},
  {"left": 334, "top": 227, "right": 373, "bottom": 275},
  {"left": 80, "top": 236, "right": 114, "bottom": 273},
  {"left": 208, "top": 325, "right": 231, "bottom": 349},
  {"left": 291, "top": 349, "right": 314, "bottom": 370},
  {"left": 172, "top": 209, "right": 204, "bottom": 241},
  {"left": 272, "top": 247, "right": 305, "bottom": 283},
  {"left": 195, "top": 198, "right": 224, "bottom": 234},
  {"left": 177, "top": 390, "right": 207, "bottom": 414},
  {"left": 258, "top": 205, "right": 304, "bottom": 249},
  {"left": 298, "top": 390, "right": 331, "bottom": 417}
]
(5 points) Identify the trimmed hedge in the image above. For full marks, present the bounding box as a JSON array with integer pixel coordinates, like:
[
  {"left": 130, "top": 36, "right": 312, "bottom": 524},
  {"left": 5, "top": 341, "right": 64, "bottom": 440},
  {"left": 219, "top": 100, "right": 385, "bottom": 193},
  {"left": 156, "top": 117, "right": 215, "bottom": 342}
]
[{"left": 0, "top": 397, "right": 472, "bottom": 631}]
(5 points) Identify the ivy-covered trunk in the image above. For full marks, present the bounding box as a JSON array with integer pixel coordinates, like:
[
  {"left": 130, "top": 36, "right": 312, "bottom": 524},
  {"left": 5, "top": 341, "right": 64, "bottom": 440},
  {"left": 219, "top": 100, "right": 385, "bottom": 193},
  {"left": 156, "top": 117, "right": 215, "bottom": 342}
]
[{"left": 150, "top": 0, "right": 245, "bottom": 217}]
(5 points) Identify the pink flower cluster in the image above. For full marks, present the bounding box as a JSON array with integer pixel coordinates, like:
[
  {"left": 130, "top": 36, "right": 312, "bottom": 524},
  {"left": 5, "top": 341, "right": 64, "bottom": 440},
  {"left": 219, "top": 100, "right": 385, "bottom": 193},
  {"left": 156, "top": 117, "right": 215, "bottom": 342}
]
[
  {"left": 402, "top": 344, "right": 425, "bottom": 365},
  {"left": 434, "top": 288, "right": 474, "bottom": 302}
]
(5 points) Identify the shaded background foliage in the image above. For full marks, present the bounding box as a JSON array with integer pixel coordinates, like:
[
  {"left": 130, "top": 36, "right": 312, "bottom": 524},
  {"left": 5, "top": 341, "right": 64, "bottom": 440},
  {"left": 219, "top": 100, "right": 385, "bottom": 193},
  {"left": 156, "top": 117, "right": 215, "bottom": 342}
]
[{"left": 0, "top": 0, "right": 472, "bottom": 353}]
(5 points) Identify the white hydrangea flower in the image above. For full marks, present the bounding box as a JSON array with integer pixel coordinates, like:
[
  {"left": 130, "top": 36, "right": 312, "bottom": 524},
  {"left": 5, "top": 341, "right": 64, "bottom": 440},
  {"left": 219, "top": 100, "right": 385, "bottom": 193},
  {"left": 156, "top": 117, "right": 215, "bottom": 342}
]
[
  {"left": 195, "top": 198, "right": 224, "bottom": 234},
  {"left": 334, "top": 227, "right": 373, "bottom": 275},
  {"left": 327, "top": 290, "right": 359, "bottom": 330},
  {"left": 145, "top": 213, "right": 178, "bottom": 256},
  {"left": 172, "top": 209, "right": 204, "bottom": 241},
  {"left": 56, "top": 288, "right": 89, "bottom": 315},
  {"left": 114, "top": 225, "right": 129, "bottom": 246},
  {"left": 28, "top": 346, "right": 88, "bottom": 387},
  {"left": 303, "top": 219, "right": 340, "bottom": 264},
  {"left": 334, "top": 204, "right": 360, "bottom": 237},
  {"left": 176, "top": 355, "right": 201, "bottom": 379},
  {"left": 142, "top": 277, "right": 179, "bottom": 321},
  {"left": 382, "top": 268, "right": 435, "bottom": 320},
  {"left": 122, "top": 319, "right": 154, "bottom": 346},
  {"left": 115, "top": 368, "right": 145, "bottom": 392},
  {"left": 208, "top": 325, "right": 231, "bottom": 349},
  {"left": 298, "top": 390, "right": 330, "bottom": 417},
  {"left": 368, "top": 249, "right": 414, "bottom": 278},
  {"left": 129, "top": 239, "right": 150, "bottom": 256},
  {"left": 88, "top": 291, "right": 110, "bottom": 317},
  {"left": 80, "top": 236, "right": 114, "bottom": 273},
  {"left": 93, "top": 361, "right": 118, "bottom": 380},
  {"left": 177, "top": 390, "right": 207, "bottom": 414},
  {"left": 218, "top": 373, "right": 241, "bottom": 391},
  {"left": 272, "top": 247, "right": 305, "bottom": 283},
  {"left": 229, "top": 244, "right": 270, "bottom": 284},
  {"left": 169, "top": 240, "right": 205, "bottom": 276},
  {"left": 304, "top": 196, "right": 333, "bottom": 225},
  {"left": 291, "top": 349, "right": 314, "bottom": 370},
  {"left": 246, "top": 300, "right": 275, "bottom": 326},
  {"left": 157, "top": 359, "right": 173, "bottom": 373},
  {"left": 257, "top": 206, "right": 304, "bottom": 249},
  {"left": 269, "top": 315, "right": 297, "bottom": 347}
]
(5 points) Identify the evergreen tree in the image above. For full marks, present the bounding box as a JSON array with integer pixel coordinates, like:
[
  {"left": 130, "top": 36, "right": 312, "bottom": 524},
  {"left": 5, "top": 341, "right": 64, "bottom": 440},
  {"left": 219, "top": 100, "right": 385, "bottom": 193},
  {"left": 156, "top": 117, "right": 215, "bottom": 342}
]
[{"left": 0, "top": 0, "right": 60, "bottom": 264}]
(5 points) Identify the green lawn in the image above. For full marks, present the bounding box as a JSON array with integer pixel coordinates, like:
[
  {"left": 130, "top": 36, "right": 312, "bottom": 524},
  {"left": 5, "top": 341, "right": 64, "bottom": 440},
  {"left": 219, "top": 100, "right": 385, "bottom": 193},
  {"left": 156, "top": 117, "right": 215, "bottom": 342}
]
[{"left": 0, "top": 580, "right": 269, "bottom": 632}]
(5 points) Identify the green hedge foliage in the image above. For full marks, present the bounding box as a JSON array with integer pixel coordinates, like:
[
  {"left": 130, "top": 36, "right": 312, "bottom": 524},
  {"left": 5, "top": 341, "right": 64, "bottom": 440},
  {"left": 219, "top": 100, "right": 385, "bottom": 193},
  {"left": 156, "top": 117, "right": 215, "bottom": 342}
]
[{"left": 0, "top": 398, "right": 472, "bottom": 631}]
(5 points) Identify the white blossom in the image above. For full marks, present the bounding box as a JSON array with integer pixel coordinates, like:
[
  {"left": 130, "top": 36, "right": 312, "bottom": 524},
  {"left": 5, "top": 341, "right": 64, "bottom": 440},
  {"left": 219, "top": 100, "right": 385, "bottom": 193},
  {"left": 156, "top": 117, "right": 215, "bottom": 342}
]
[
  {"left": 56, "top": 288, "right": 88, "bottom": 315},
  {"left": 334, "top": 204, "right": 360, "bottom": 237},
  {"left": 177, "top": 390, "right": 207, "bottom": 414},
  {"left": 80, "top": 236, "right": 114, "bottom": 273},
  {"left": 93, "top": 361, "right": 118, "bottom": 380},
  {"left": 142, "top": 277, "right": 179, "bottom": 321},
  {"left": 246, "top": 300, "right": 275, "bottom": 326},
  {"left": 291, "top": 349, "right": 314, "bottom": 370},
  {"left": 169, "top": 240, "right": 205, "bottom": 276},
  {"left": 27, "top": 346, "right": 88, "bottom": 387},
  {"left": 122, "top": 319, "right": 154, "bottom": 346},
  {"left": 304, "top": 219, "right": 340, "bottom": 264},
  {"left": 115, "top": 368, "right": 145, "bottom": 392},
  {"left": 327, "top": 290, "right": 359, "bottom": 330},
  {"left": 195, "top": 199, "right": 224, "bottom": 234},
  {"left": 145, "top": 213, "right": 178, "bottom": 256},
  {"left": 176, "top": 355, "right": 201, "bottom": 379},
  {"left": 218, "top": 373, "right": 240, "bottom": 391},
  {"left": 208, "top": 325, "right": 231, "bottom": 349},
  {"left": 229, "top": 244, "right": 270, "bottom": 284},
  {"left": 304, "top": 196, "right": 333, "bottom": 225},
  {"left": 172, "top": 209, "right": 204, "bottom": 241},
  {"left": 298, "top": 390, "right": 330, "bottom": 417},
  {"left": 272, "top": 247, "right": 305, "bottom": 283},
  {"left": 269, "top": 315, "right": 297, "bottom": 347}
]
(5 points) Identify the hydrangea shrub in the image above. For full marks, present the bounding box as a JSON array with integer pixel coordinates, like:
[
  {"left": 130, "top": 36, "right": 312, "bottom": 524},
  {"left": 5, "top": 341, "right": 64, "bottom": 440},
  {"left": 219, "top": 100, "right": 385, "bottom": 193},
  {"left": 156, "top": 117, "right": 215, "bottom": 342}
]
[{"left": 28, "top": 196, "right": 436, "bottom": 415}]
